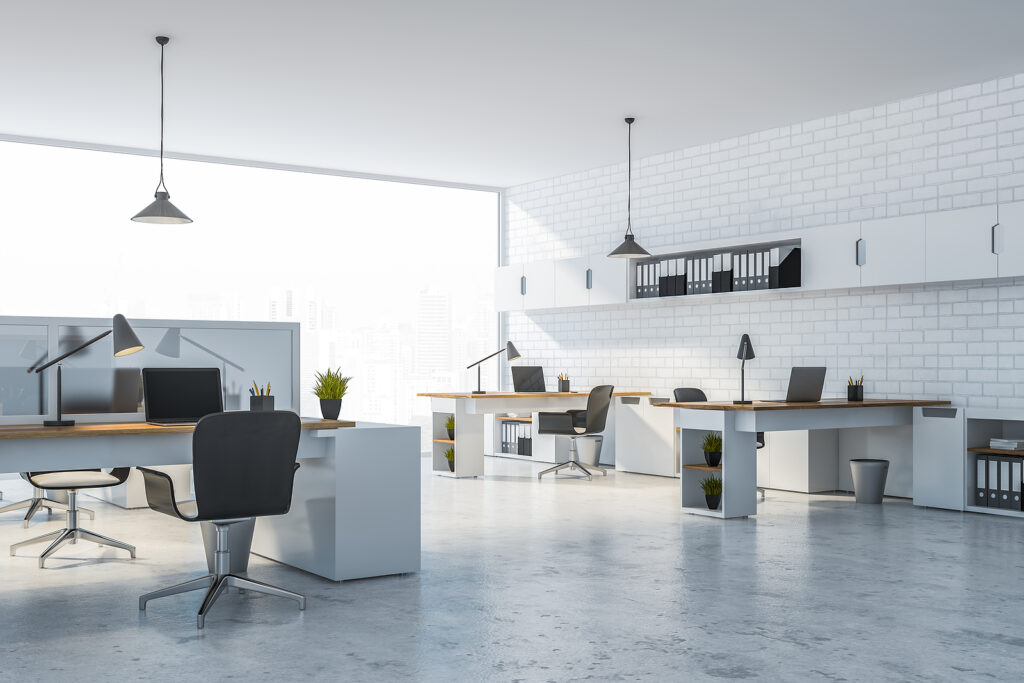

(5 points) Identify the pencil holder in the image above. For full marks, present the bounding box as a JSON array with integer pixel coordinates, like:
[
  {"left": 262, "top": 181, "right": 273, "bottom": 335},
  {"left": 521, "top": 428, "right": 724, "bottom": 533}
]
[
  {"left": 847, "top": 385, "right": 863, "bottom": 402},
  {"left": 558, "top": 379, "right": 570, "bottom": 392},
  {"left": 250, "top": 395, "right": 275, "bottom": 411}
]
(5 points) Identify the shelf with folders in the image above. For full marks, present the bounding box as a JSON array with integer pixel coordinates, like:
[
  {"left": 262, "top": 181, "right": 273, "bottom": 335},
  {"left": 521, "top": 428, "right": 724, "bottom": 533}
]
[
  {"left": 496, "top": 416, "right": 532, "bottom": 456},
  {"left": 631, "top": 238, "right": 801, "bottom": 300}
]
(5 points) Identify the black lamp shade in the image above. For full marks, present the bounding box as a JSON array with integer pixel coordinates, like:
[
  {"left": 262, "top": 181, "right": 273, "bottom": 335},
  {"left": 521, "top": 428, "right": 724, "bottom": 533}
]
[
  {"left": 112, "top": 314, "right": 145, "bottom": 357},
  {"left": 608, "top": 233, "right": 651, "bottom": 258},
  {"left": 132, "top": 192, "right": 193, "bottom": 224},
  {"left": 506, "top": 341, "right": 521, "bottom": 361},
  {"left": 736, "top": 334, "right": 755, "bottom": 361}
]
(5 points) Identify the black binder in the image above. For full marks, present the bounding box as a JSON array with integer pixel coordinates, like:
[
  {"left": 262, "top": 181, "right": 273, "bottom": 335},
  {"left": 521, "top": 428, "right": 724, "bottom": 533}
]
[
  {"left": 988, "top": 456, "right": 999, "bottom": 507},
  {"left": 1013, "top": 458, "right": 1023, "bottom": 510},
  {"left": 711, "top": 254, "right": 724, "bottom": 293},
  {"left": 676, "top": 259, "right": 687, "bottom": 296},
  {"left": 776, "top": 246, "right": 802, "bottom": 288},
  {"left": 999, "top": 456, "right": 1016, "bottom": 509},
  {"left": 721, "top": 252, "right": 733, "bottom": 292},
  {"left": 976, "top": 454, "right": 988, "bottom": 507},
  {"left": 686, "top": 258, "right": 695, "bottom": 294}
]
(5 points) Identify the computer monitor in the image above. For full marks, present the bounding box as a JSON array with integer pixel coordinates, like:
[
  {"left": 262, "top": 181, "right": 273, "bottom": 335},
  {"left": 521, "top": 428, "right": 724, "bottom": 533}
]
[
  {"left": 785, "top": 367, "right": 827, "bottom": 402},
  {"left": 143, "top": 367, "right": 223, "bottom": 425},
  {"left": 511, "top": 366, "right": 546, "bottom": 392}
]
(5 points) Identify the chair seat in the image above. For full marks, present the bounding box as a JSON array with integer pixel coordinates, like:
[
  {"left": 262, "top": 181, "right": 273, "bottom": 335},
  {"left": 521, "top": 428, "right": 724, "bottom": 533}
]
[
  {"left": 176, "top": 500, "right": 199, "bottom": 520},
  {"left": 29, "top": 471, "right": 122, "bottom": 490}
]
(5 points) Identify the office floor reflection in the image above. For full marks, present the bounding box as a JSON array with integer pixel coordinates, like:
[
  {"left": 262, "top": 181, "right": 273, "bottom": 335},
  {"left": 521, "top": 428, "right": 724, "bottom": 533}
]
[{"left": 0, "top": 461, "right": 1017, "bottom": 680}]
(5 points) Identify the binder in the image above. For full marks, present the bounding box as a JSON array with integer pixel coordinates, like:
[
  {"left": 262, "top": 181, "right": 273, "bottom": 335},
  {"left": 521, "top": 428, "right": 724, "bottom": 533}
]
[
  {"left": 721, "top": 252, "right": 733, "bottom": 292},
  {"left": 976, "top": 454, "right": 988, "bottom": 507},
  {"left": 763, "top": 250, "right": 772, "bottom": 289},
  {"left": 988, "top": 456, "right": 999, "bottom": 506},
  {"left": 649, "top": 263, "right": 658, "bottom": 297},
  {"left": 1012, "top": 459, "right": 1023, "bottom": 510},
  {"left": 705, "top": 256, "right": 713, "bottom": 293},
  {"left": 747, "top": 252, "right": 756, "bottom": 290},
  {"left": 659, "top": 260, "right": 670, "bottom": 297},
  {"left": 686, "top": 258, "right": 695, "bottom": 294},
  {"left": 733, "top": 253, "right": 743, "bottom": 291},
  {"left": 777, "top": 246, "right": 802, "bottom": 288},
  {"left": 999, "top": 456, "right": 1015, "bottom": 509},
  {"left": 769, "top": 247, "right": 781, "bottom": 288},
  {"left": 635, "top": 264, "right": 643, "bottom": 298},
  {"left": 712, "top": 255, "right": 723, "bottom": 293},
  {"left": 755, "top": 250, "right": 767, "bottom": 289},
  {"left": 676, "top": 258, "right": 686, "bottom": 296}
]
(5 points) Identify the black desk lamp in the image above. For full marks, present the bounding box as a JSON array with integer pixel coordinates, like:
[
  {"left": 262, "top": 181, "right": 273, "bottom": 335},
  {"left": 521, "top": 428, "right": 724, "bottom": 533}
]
[
  {"left": 467, "top": 341, "right": 521, "bottom": 394},
  {"left": 30, "top": 314, "right": 145, "bottom": 427},
  {"left": 734, "top": 334, "right": 755, "bottom": 405}
]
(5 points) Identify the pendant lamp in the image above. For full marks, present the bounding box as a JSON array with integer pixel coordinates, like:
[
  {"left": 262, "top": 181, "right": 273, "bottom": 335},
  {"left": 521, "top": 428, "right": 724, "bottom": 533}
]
[
  {"left": 608, "top": 117, "right": 650, "bottom": 258},
  {"left": 132, "top": 36, "right": 192, "bottom": 224}
]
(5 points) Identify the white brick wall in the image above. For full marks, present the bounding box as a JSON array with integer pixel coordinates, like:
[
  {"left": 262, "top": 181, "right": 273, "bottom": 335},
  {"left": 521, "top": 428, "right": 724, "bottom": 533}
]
[{"left": 502, "top": 72, "right": 1024, "bottom": 408}]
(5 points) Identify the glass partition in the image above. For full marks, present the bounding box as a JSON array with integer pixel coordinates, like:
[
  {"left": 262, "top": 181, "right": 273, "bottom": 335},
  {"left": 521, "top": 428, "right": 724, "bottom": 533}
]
[{"left": 0, "top": 324, "right": 49, "bottom": 416}]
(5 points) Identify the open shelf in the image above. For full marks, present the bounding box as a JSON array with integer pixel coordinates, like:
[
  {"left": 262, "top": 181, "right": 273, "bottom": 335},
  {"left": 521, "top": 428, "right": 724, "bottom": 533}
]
[
  {"left": 682, "top": 464, "right": 721, "bottom": 472},
  {"left": 967, "top": 446, "right": 1024, "bottom": 457},
  {"left": 680, "top": 505, "right": 726, "bottom": 518},
  {"left": 497, "top": 415, "right": 533, "bottom": 423},
  {"left": 433, "top": 438, "right": 455, "bottom": 444}
]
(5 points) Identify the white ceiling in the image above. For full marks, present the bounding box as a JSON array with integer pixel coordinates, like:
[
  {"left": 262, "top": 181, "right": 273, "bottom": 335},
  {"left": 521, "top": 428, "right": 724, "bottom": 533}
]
[{"left": 3, "top": 1, "right": 1024, "bottom": 189}]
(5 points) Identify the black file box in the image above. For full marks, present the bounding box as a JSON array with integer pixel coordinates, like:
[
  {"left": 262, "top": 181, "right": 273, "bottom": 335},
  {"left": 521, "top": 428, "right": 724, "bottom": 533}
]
[{"left": 771, "top": 246, "right": 802, "bottom": 288}]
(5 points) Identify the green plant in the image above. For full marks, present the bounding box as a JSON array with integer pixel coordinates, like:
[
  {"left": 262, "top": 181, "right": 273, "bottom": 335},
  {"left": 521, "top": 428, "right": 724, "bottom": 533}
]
[
  {"left": 445, "top": 415, "right": 456, "bottom": 431},
  {"left": 701, "top": 431, "right": 722, "bottom": 452},
  {"left": 312, "top": 368, "right": 352, "bottom": 399},
  {"left": 700, "top": 475, "right": 723, "bottom": 495},
  {"left": 444, "top": 446, "right": 455, "bottom": 462}
]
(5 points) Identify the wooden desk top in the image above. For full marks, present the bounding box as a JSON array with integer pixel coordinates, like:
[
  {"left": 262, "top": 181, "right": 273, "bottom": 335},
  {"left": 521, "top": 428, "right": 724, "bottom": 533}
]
[
  {"left": 0, "top": 419, "right": 355, "bottom": 440},
  {"left": 418, "top": 391, "right": 651, "bottom": 399},
  {"left": 652, "top": 398, "right": 951, "bottom": 411}
]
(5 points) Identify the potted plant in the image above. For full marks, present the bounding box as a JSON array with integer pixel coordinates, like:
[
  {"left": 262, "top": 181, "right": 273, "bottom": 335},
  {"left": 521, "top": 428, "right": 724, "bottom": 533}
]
[
  {"left": 445, "top": 414, "right": 455, "bottom": 440},
  {"left": 700, "top": 475, "right": 722, "bottom": 510},
  {"left": 701, "top": 431, "right": 722, "bottom": 467},
  {"left": 313, "top": 368, "right": 351, "bottom": 420},
  {"left": 444, "top": 446, "right": 455, "bottom": 473}
]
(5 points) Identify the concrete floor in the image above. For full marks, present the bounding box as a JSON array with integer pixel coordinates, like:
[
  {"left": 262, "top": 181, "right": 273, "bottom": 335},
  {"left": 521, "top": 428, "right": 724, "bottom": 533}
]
[{"left": 0, "top": 458, "right": 1020, "bottom": 682}]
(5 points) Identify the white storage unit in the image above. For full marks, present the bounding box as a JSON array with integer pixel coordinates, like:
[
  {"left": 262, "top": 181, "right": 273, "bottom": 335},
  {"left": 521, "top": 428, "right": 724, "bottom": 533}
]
[
  {"left": 552, "top": 254, "right": 630, "bottom": 308},
  {"left": 801, "top": 222, "right": 861, "bottom": 290},
  {"left": 925, "top": 205, "right": 998, "bottom": 282},
  {"left": 859, "top": 215, "right": 926, "bottom": 287},
  {"left": 523, "top": 259, "right": 556, "bottom": 310},
  {"left": 494, "top": 264, "right": 525, "bottom": 312},
  {"left": 911, "top": 406, "right": 965, "bottom": 510},
  {"left": 614, "top": 396, "right": 677, "bottom": 477},
  {"left": 994, "top": 200, "right": 1024, "bottom": 277}
]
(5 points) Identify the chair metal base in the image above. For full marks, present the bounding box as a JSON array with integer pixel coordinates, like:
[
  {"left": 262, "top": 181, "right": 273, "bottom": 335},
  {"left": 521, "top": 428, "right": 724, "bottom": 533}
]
[
  {"left": 538, "top": 435, "right": 608, "bottom": 481},
  {"left": 0, "top": 495, "right": 95, "bottom": 528},
  {"left": 139, "top": 520, "right": 305, "bottom": 629},
  {"left": 9, "top": 490, "right": 131, "bottom": 568},
  {"left": 140, "top": 572, "right": 307, "bottom": 629}
]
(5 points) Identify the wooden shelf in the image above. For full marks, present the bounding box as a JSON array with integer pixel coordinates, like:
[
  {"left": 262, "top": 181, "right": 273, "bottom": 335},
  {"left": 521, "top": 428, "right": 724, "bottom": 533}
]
[
  {"left": 682, "top": 464, "right": 722, "bottom": 472},
  {"left": 433, "top": 438, "right": 455, "bottom": 444},
  {"left": 966, "top": 505, "right": 1024, "bottom": 518},
  {"left": 967, "top": 446, "right": 1024, "bottom": 457},
  {"left": 497, "top": 416, "right": 533, "bottom": 423}
]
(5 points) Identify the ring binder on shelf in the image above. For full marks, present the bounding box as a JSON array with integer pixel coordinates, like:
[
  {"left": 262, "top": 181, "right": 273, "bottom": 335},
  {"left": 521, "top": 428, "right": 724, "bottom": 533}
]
[{"left": 976, "top": 454, "right": 988, "bottom": 507}]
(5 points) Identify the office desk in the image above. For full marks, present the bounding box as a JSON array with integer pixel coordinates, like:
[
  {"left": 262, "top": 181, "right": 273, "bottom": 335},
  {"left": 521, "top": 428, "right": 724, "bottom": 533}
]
[
  {"left": 654, "top": 399, "right": 951, "bottom": 519},
  {"left": 0, "top": 419, "right": 421, "bottom": 582},
  {"left": 418, "top": 391, "right": 651, "bottom": 477}
]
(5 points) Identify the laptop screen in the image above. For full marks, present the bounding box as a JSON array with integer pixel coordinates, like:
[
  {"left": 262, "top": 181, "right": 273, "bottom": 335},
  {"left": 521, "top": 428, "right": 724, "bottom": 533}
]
[
  {"left": 511, "top": 366, "right": 546, "bottom": 392},
  {"left": 143, "top": 368, "right": 223, "bottom": 423}
]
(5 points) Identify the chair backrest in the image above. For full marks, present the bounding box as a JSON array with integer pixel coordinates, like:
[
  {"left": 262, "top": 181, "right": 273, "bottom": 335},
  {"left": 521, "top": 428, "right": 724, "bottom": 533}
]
[
  {"left": 192, "top": 411, "right": 301, "bottom": 520},
  {"left": 673, "top": 387, "right": 708, "bottom": 402},
  {"left": 583, "top": 385, "right": 614, "bottom": 434}
]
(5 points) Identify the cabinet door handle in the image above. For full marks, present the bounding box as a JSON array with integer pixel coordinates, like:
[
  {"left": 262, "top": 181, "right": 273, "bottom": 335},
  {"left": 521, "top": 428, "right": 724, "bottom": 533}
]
[
  {"left": 855, "top": 238, "right": 866, "bottom": 266},
  {"left": 586, "top": 268, "right": 593, "bottom": 290},
  {"left": 992, "top": 223, "right": 1000, "bottom": 255},
  {"left": 520, "top": 275, "right": 526, "bottom": 296}
]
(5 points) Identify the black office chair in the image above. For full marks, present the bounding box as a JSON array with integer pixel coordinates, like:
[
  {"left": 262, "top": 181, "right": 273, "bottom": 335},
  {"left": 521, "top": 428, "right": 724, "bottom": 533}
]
[
  {"left": 9, "top": 468, "right": 133, "bottom": 568},
  {"left": 0, "top": 473, "right": 96, "bottom": 528},
  {"left": 138, "top": 411, "right": 306, "bottom": 629},
  {"left": 673, "top": 387, "right": 766, "bottom": 501},
  {"left": 536, "top": 385, "right": 614, "bottom": 480}
]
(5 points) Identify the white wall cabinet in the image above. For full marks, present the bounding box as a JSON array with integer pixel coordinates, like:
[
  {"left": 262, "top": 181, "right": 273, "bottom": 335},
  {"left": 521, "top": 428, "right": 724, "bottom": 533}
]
[
  {"left": 553, "top": 257, "right": 590, "bottom": 308},
  {"left": 522, "top": 260, "right": 556, "bottom": 310},
  {"left": 494, "top": 265, "right": 525, "bottom": 312},
  {"left": 995, "top": 201, "right": 1024, "bottom": 277},
  {"left": 859, "top": 215, "right": 926, "bottom": 287},
  {"left": 801, "top": 222, "right": 861, "bottom": 290},
  {"left": 587, "top": 257, "right": 629, "bottom": 305},
  {"left": 926, "top": 205, "right": 998, "bottom": 282}
]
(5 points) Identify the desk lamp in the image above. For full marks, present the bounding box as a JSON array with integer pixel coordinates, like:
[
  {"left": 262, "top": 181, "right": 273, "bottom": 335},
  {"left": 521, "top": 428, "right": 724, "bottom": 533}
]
[
  {"left": 734, "top": 334, "right": 755, "bottom": 405},
  {"left": 467, "top": 341, "right": 521, "bottom": 394},
  {"left": 29, "top": 314, "right": 145, "bottom": 427}
]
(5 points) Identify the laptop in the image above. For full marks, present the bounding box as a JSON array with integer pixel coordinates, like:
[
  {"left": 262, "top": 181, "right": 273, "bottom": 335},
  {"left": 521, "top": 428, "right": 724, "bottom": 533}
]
[
  {"left": 511, "top": 366, "right": 546, "bottom": 392},
  {"left": 143, "top": 367, "right": 224, "bottom": 426},
  {"left": 785, "top": 367, "right": 827, "bottom": 402}
]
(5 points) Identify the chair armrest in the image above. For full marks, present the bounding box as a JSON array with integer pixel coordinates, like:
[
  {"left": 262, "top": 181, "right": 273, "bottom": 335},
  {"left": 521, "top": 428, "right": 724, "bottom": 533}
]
[
  {"left": 109, "top": 467, "right": 133, "bottom": 485},
  {"left": 537, "top": 411, "right": 574, "bottom": 434},
  {"left": 566, "top": 409, "right": 587, "bottom": 429},
  {"left": 137, "top": 467, "right": 190, "bottom": 520}
]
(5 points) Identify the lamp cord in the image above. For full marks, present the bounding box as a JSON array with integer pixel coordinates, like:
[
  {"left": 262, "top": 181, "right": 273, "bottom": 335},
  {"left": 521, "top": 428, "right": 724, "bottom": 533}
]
[
  {"left": 626, "top": 119, "right": 633, "bottom": 236},
  {"left": 155, "top": 40, "right": 168, "bottom": 196}
]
